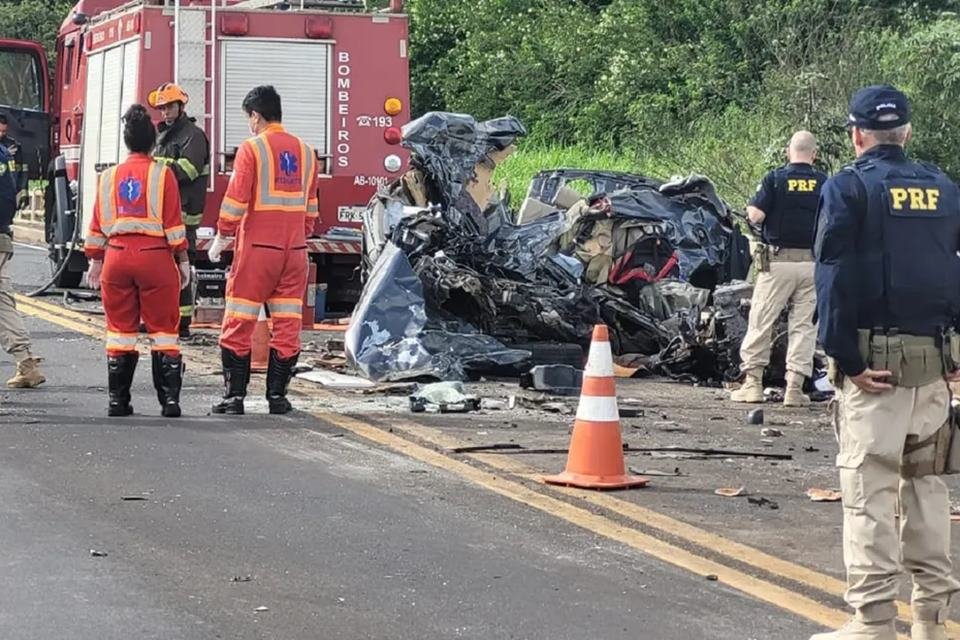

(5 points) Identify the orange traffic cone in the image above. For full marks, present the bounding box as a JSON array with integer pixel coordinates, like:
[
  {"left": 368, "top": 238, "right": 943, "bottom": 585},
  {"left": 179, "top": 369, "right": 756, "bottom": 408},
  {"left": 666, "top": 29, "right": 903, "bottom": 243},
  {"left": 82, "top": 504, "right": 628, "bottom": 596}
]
[
  {"left": 251, "top": 306, "right": 271, "bottom": 373},
  {"left": 544, "top": 325, "right": 649, "bottom": 490}
]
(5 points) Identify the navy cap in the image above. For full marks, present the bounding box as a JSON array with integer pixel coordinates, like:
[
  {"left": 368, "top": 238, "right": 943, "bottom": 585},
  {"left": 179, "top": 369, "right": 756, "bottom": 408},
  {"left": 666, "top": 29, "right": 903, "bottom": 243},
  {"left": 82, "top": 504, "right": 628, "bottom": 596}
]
[{"left": 847, "top": 84, "right": 911, "bottom": 130}]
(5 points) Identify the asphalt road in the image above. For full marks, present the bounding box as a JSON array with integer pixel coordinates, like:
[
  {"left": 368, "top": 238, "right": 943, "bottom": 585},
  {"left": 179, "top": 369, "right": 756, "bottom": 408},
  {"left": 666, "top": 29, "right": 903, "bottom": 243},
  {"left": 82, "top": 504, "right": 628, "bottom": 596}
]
[{"left": 0, "top": 244, "right": 824, "bottom": 640}]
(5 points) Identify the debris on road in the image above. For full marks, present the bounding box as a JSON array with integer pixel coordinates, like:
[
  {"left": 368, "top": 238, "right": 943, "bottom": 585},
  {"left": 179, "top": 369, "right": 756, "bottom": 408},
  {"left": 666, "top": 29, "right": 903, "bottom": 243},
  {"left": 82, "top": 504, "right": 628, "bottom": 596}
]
[
  {"left": 760, "top": 428, "right": 783, "bottom": 438},
  {"left": 747, "top": 409, "right": 764, "bottom": 425},
  {"left": 764, "top": 387, "right": 784, "bottom": 403},
  {"left": 439, "top": 442, "right": 791, "bottom": 460},
  {"left": 90, "top": 549, "right": 108, "bottom": 557},
  {"left": 480, "top": 398, "right": 508, "bottom": 411},
  {"left": 410, "top": 381, "right": 481, "bottom": 413},
  {"left": 640, "top": 445, "right": 792, "bottom": 460},
  {"left": 254, "top": 606, "right": 269, "bottom": 612},
  {"left": 620, "top": 399, "right": 645, "bottom": 417},
  {"left": 449, "top": 443, "right": 522, "bottom": 454},
  {"left": 519, "top": 364, "right": 583, "bottom": 397},
  {"left": 540, "top": 402, "right": 574, "bottom": 414},
  {"left": 507, "top": 393, "right": 573, "bottom": 414},
  {"left": 807, "top": 488, "right": 842, "bottom": 502},
  {"left": 715, "top": 487, "right": 748, "bottom": 497},
  {"left": 629, "top": 466, "right": 683, "bottom": 477},
  {"left": 296, "top": 370, "right": 377, "bottom": 389},
  {"left": 361, "top": 383, "right": 418, "bottom": 396},
  {"left": 231, "top": 575, "right": 253, "bottom": 583}
]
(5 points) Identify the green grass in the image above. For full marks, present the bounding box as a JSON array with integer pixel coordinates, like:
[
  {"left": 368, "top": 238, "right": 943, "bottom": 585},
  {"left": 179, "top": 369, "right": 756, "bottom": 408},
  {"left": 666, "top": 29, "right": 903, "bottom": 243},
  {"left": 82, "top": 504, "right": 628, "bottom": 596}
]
[
  {"left": 494, "top": 145, "right": 672, "bottom": 206},
  {"left": 493, "top": 140, "right": 765, "bottom": 208}
]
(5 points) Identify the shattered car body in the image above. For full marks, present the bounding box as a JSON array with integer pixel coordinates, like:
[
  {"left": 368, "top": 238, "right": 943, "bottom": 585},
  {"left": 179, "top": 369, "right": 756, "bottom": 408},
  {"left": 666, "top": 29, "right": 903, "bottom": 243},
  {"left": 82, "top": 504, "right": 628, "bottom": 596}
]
[{"left": 350, "top": 111, "right": 788, "bottom": 384}]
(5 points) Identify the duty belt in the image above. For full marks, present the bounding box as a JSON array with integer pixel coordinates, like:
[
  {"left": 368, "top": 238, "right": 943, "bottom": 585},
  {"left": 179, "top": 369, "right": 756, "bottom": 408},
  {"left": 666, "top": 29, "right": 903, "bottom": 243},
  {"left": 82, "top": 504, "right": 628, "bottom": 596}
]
[
  {"left": 769, "top": 247, "right": 813, "bottom": 263},
  {"left": 857, "top": 328, "right": 947, "bottom": 388}
]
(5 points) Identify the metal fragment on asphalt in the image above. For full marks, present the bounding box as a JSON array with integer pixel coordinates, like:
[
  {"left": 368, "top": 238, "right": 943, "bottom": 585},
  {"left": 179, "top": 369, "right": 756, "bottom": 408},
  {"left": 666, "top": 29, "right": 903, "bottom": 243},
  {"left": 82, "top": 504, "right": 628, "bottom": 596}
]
[
  {"left": 806, "top": 488, "right": 842, "bottom": 502},
  {"left": 714, "top": 487, "right": 747, "bottom": 498}
]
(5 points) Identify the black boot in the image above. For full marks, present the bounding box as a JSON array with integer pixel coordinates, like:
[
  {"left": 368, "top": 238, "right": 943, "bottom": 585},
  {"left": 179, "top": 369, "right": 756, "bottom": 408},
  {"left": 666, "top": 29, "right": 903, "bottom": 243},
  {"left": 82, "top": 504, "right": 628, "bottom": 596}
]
[
  {"left": 107, "top": 352, "right": 138, "bottom": 417},
  {"left": 178, "top": 316, "right": 191, "bottom": 339},
  {"left": 212, "top": 348, "right": 250, "bottom": 415},
  {"left": 152, "top": 351, "right": 184, "bottom": 418},
  {"left": 266, "top": 349, "right": 298, "bottom": 415}
]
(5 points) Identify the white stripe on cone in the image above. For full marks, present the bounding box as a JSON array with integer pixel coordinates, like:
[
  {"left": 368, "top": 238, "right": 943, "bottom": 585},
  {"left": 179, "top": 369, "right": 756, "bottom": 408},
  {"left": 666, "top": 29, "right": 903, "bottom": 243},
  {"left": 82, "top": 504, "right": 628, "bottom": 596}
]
[
  {"left": 584, "top": 338, "right": 615, "bottom": 377},
  {"left": 575, "top": 394, "right": 620, "bottom": 422}
]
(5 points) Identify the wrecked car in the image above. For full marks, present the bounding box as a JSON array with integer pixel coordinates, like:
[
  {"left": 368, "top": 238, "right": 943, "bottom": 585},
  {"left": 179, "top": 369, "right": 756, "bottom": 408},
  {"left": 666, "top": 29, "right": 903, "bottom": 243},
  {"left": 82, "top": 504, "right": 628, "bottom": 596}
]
[{"left": 349, "top": 111, "right": 772, "bottom": 384}]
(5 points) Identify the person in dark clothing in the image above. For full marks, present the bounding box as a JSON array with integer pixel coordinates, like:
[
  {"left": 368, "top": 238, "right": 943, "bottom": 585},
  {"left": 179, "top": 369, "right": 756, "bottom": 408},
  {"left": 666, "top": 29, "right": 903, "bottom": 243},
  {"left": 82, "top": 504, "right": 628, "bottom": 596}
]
[
  {"left": 0, "top": 114, "right": 28, "bottom": 210},
  {"left": 811, "top": 84, "right": 960, "bottom": 640},
  {"left": 730, "top": 130, "right": 828, "bottom": 406},
  {"left": 148, "top": 83, "right": 211, "bottom": 338}
]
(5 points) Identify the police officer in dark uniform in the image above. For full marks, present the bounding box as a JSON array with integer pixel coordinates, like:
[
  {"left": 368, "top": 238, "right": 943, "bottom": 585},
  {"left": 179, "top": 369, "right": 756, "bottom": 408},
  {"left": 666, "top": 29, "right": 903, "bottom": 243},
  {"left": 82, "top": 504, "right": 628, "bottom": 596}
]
[
  {"left": 811, "top": 85, "right": 960, "bottom": 640},
  {"left": 730, "top": 130, "right": 827, "bottom": 406},
  {"left": 0, "top": 114, "right": 28, "bottom": 209}
]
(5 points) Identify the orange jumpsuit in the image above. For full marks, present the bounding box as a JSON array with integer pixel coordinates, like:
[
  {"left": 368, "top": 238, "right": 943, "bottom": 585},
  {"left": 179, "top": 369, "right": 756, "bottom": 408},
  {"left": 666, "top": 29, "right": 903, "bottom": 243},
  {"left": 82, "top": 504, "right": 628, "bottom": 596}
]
[
  {"left": 86, "top": 154, "right": 186, "bottom": 357},
  {"left": 217, "top": 124, "right": 319, "bottom": 359}
]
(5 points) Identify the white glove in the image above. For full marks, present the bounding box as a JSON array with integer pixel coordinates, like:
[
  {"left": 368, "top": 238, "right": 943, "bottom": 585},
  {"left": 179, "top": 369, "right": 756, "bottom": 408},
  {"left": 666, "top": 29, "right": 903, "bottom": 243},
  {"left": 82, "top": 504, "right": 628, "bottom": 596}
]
[
  {"left": 178, "top": 261, "right": 191, "bottom": 290},
  {"left": 86, "top": 260, "right": 103, "bottom": 290},
  {"left": 208, "top": 234, "right": 231, "bottom": 263}
]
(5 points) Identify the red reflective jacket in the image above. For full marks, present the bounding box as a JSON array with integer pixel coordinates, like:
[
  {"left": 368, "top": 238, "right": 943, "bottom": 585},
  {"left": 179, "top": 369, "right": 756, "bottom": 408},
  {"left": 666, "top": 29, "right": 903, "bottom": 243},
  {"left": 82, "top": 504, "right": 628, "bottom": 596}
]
[
  {"left": 217, "top": 123, "right": 319, "bottom": 246},
  {"left": 85, "top": 153, "right": 186, "bottom": 260}
]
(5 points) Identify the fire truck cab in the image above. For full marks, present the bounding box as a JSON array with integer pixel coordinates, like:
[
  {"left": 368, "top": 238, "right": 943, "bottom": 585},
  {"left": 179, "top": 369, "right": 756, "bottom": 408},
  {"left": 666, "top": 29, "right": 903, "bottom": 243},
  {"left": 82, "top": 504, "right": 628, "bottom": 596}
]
[{"left": 0, "top": 0, "right": 409, "bottom": 313}]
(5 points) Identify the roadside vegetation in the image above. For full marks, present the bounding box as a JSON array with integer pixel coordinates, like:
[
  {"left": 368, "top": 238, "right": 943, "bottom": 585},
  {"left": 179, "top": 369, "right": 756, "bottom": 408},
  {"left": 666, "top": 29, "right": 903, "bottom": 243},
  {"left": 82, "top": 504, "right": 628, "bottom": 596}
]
[
  {"left": 408, "top": 0, "right": 960, "bottom": 208},
  {"left": 8, "top": 0, "right": 960, "bottom": 208}
]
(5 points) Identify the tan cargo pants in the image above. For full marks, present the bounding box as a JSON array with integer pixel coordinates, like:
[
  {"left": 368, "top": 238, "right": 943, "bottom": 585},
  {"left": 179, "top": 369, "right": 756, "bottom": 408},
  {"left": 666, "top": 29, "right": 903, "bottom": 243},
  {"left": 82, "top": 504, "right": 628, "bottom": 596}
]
[
  {"left": 0, "top": 250, "right": 33, "bottom": 362},
  {"left": 835, "top": 378, "right": 960, "bottom": 623},
  {"left": 739, "top": 257, "right": 817, "bottom": 377}
]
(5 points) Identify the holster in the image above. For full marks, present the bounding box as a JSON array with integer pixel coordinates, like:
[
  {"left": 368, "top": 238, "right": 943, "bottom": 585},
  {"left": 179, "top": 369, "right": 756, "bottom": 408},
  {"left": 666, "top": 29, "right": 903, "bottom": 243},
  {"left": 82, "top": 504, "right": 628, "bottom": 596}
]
[
  {"left": 827, "top": 357, "right": 842, "bottom": 387},
  {"left": 752, "top": 242, "right": 770, "bottom": 273},
  {"left": 902, "top": 403, "right": 960, "bottom": 477},
  {"left": 946, "top": 403, "right": 960, "bottom": 474},
  {"left": 941, "top": 328, "right": 960, "bottom": 373},
  {"left": 0, "top": 232, "right": 13, "bottom": 254}
]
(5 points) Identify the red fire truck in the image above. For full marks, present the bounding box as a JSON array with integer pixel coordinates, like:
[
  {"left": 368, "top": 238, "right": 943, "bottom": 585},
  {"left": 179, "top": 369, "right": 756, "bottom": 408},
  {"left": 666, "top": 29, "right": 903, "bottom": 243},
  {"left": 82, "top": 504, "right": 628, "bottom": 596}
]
[{"left": 0, "top": 0, "right": 409, "bottom": 311}]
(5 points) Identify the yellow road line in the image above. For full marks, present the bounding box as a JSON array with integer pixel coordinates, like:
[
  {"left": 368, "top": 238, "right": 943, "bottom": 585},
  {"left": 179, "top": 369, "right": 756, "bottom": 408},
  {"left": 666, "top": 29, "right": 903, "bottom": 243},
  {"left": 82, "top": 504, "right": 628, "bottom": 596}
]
[
  {"left": 387, "top": 419, "right": 945, "bottom": 633},
  {"left": 15, "top": 293, "right": 101, "bottom": 324},
  {"left": 16, "top": 294, "right": 223, "bottom": 376},
  {"left": 18, "top": 297, "right": 104, "bottom": 339},
  {"left": 313, "top": 412, "right": 892, "bottom": 636}
]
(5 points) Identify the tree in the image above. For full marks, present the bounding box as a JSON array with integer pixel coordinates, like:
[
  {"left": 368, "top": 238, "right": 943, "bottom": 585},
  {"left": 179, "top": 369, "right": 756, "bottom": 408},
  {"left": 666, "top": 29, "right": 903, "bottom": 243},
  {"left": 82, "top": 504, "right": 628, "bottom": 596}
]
[{"left": 0, "top": 0, "right": 74, "bottom": 70}]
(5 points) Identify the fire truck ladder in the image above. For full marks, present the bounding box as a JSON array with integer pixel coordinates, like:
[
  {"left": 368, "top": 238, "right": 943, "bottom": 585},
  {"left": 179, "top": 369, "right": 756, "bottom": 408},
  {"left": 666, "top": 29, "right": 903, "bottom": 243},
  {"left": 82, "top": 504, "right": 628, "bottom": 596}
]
[{"left": 169, "top": 0, "right": 217, "bottom": 187}]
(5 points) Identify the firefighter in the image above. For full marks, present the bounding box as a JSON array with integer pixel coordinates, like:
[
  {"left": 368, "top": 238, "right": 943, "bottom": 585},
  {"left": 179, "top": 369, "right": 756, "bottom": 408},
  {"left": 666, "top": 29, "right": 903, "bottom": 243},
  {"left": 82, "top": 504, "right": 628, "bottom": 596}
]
[
  {"left": 207, "top": 85, "right": 319, "bottom": 416},
  {"left": 0, "top": 142, "right": 45, "bottom": 389},
  {"left": 148, "top": 83, "right": 210, "bottom": 339},
  {"left": 0, "top": 113, "right": 28, "bottom": 211},
  {"left": 85, "top": 104, "right": 191, "bottom": 418}
]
